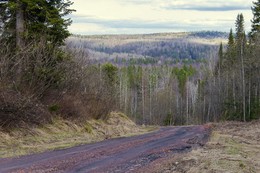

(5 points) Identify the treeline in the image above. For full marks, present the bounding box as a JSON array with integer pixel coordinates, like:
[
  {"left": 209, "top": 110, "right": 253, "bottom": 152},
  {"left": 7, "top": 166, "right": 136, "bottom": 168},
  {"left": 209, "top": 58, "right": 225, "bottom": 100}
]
[
  {"left": 98, "top": 64, "right": 211, "bottom": 125},
  {"left": 0, "top": 0, "right": 259, "bottom": 130},
  {"left": 93, "top": 57, "right": 206, "bottom": 66},
  {"left": 92, "top": 40, "right": 217, "bottom": 60},
  {"left": 66, "top": 32, "right": 223, "bottom": 65},
  {"left": 189, "top": 31, "right": 228, "bottom": 39},
  {"left": 209, "top": 12, "right": 260, "bottom": 121},
  {"left": 88, "top": 4, "right": 260, "bottom": 124}
]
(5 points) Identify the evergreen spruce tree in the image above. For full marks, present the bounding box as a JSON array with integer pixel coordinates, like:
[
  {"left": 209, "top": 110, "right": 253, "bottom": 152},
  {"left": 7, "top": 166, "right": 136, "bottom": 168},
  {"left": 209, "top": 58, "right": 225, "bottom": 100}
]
[
  {"left": 0, "top": 0, "right": 75, "bottom": 47},
  {"left": 228, "top": 28, "right": 235, "bottom": 47},
  {"left": 0, "top": 0, "right": 75, "bottom": 89},
  {"left": 235, "top": 14, "right": 247, "bottom": 60},
  {"left": 234, "top": 14, "right": 246, "bottom": 47},
  {"left": 249, "top": 0, "right": 260, "bottom": 120},
  {"left": 215, "top": 42, "right": 224, "bottom": 77},
  {"left": 236, "top": 14, "right": 245, "bottom": 38},
  {"left": 235, "top": 13, "right": 247, "bottom": 122},
  {"left": 218, "top": 42, "right": 223, "bottom": 69},
  {"left": 250, "top": 0, "right": 260, "bottom": 39},
  {"left": 226, "top": 28, "right": 236, "bottom": 65}
]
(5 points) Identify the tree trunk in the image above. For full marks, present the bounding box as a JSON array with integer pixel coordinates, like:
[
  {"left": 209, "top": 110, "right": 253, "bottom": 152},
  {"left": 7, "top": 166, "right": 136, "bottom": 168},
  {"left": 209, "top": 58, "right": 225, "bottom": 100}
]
[
  {"left": 149, "top": 80, "right": 152, "bottom": 123},
  {"left": 15, "top": 0, "right": 25, "bottom": 84},
  {"left": 248, "top": 78, "right": 251, "bottom": 120},
  {"left": 134, "top": 89, "right": 137, "bottom": 119},
  {"left": 186, "top": 80, "right": 189, "bottom": 125},
  {"left": 241, "top": 41, "right": 246, "bottom": 122},
  {"left": 124, "top": 84, "right": 128, "bottom": 114},
  {"left": 16, "top": 0, "right": 24, "bottom": 49},
  {"left": 203, "top": 96, "right": 206, "bottom": 122},
  {"left": 232, "top": 71, "right": 236, "bottom": 112},
  {"left": 176, "top": 92, "right": 179, "bottom": 122},
  {"left": 142, "top": 73, "right": 145, "bottom": 124}
]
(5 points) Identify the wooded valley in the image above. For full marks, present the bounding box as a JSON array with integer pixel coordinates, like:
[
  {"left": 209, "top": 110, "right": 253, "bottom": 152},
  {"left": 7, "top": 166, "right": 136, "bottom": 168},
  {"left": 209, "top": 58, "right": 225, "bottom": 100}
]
[
  {"left": 67, "top": 31, "right": 226, "bottom": 65},
  {"left": 0, "top": 0, "right": 259, "bottom": 129}
]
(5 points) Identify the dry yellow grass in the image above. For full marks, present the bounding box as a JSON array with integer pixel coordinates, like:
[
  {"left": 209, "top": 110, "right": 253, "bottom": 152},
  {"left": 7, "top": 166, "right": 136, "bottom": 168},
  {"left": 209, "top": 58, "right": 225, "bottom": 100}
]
[
  {"left": 0, "top": 112, "right": 156, "bottom": 158},
  {"left": 153, "top": 120, "right": 260, "bottom": 173}
]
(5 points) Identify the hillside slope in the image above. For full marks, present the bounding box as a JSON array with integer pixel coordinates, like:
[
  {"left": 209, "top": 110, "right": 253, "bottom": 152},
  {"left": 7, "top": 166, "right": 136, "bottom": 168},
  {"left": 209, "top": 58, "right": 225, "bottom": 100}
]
[{"left": 66, "top": 31, "right": 227, "bottom": 65}]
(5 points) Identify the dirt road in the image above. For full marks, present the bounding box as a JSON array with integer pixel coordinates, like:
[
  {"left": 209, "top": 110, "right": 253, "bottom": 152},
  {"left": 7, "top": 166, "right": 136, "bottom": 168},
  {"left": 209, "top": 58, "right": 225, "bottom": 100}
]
[{"left": 0, "top": 125, "right": 211, "bottom": 173}]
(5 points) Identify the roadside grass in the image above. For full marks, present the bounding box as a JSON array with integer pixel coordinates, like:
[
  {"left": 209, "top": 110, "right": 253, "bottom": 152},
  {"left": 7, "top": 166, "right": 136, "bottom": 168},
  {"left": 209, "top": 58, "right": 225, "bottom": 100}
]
[
  {"left": 0, "top": 112, "right": 157, "bottom": 158},
  {"left": 152, "top": 120, "right": 260, "bottom": 173}
]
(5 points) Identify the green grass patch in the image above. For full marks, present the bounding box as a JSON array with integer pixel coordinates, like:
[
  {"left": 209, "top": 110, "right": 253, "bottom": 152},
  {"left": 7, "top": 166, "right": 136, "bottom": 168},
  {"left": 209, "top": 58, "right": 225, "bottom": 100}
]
[{"left": 225, "top": 138, "right": 242, "bottom": 155}]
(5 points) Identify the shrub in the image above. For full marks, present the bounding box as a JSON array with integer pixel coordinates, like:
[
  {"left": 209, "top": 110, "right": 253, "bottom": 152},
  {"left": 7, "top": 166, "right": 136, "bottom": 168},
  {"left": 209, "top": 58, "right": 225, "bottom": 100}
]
[{"left": 0, "top": 89, "right": 51, "bottom": 129}]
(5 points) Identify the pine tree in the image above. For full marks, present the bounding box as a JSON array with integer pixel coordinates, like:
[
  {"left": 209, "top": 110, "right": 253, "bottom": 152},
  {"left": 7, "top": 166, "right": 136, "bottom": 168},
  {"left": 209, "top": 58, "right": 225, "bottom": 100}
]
[
  {"left": 235, "top": 14, "right": 246, "bottom": 46},
  {"left": 236, "top": 14, "right": 245, "bottom": 38},
  {"left": 235, "top": 13, "right": 247, "bottom": 122},
  {"left": 218, "top": 42, "right": 223, "bottom": 71},
  {"left": 226, "top": 28, "right": 236, "bottom": 65},
  {"left": 0, "top": 0, "right": 75, "bottom": 88},
  {"left": 0, "top": 0, "right": 75, "bottom": 47},
  {"left": 250, "top": 0, "right": 260, "bottom": 39},
  {"left": 227, "top": 28, "right": 235, "bottom": 55},
  {"left": 249, "top": 0, "right": 260, "bottom": 120},
  {"left": 235, "top": 14, "right": 247, "bottom": 61}
]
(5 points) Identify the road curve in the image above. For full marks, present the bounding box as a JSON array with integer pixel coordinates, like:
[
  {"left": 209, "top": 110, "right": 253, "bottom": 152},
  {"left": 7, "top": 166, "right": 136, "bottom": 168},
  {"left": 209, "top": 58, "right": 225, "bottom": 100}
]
[{"left": 0, "top": 125, "right": 211, "bottom": 173}]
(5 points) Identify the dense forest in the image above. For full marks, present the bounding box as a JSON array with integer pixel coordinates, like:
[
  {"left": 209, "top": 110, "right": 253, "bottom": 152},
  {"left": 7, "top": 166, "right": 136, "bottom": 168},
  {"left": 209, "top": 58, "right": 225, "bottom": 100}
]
[
  {"left": 67, "top": 31, "right": 226, "bottom": 65},
  {"left": 0, "top": 0, "right": 259, "bottom": 129}
]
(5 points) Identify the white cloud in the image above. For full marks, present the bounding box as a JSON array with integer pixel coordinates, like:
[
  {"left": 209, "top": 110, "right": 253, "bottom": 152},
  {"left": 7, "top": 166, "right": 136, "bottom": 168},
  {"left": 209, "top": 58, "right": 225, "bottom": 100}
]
[{"left": 69, "top": 0, "right": 253, "bottom": 35}]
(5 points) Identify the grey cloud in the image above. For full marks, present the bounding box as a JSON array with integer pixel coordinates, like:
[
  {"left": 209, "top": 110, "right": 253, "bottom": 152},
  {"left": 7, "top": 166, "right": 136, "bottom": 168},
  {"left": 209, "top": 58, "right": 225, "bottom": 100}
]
[
  {"left": 119, "top": 0, "right": 151, "bottom": 5},
  {"left": 70, "top": 14, "right": 235, "bottom": 32},
  {"left": 71, "top": 15, "right": 193, "bottom": 29},
  {"left": 165, "top": 4, "right": 250, "bottom": 11}
]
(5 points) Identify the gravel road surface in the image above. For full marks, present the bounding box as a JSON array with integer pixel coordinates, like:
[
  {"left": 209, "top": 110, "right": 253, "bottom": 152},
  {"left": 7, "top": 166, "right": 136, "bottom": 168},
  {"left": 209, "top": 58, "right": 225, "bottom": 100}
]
[{"left": 0, "top": 125, "right": 211, "bottom": 173}]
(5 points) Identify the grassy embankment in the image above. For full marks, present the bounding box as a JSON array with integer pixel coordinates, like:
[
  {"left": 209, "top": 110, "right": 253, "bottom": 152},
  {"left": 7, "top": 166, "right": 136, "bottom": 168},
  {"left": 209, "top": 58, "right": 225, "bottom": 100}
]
[{"left": 0, "top": 112, "right": 156, "bottom": 158}]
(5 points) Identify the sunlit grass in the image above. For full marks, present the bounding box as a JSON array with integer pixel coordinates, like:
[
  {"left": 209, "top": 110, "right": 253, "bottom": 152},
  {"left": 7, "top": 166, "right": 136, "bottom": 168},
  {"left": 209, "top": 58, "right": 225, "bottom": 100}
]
[{"left": 0, "top": 112, "right": 155, "bottom": 158}]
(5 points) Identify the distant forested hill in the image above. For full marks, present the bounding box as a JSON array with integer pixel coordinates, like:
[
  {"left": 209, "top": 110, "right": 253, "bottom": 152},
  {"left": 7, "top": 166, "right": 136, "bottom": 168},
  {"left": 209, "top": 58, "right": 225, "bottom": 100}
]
[{"left": 66, "top": 31, "right": 227, "bottom": 65}]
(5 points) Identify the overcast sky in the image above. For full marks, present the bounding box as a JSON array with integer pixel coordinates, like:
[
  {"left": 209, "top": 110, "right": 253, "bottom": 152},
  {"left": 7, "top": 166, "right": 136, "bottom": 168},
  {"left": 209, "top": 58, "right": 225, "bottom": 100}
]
[{"left": 68, "top": 0, "right": 253, "bottom": 35}]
